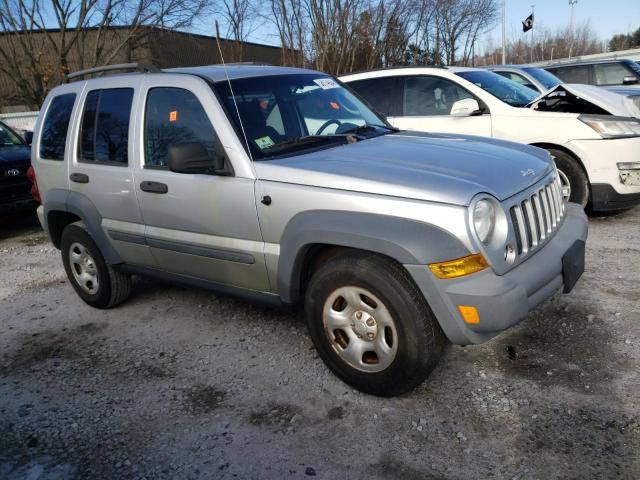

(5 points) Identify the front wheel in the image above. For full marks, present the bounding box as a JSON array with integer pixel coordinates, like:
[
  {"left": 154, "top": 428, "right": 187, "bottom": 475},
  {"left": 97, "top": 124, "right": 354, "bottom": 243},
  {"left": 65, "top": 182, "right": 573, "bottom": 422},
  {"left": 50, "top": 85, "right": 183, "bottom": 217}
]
[
  {"left": 548, "top": 148, "right": 589, "bottom": 207},
  {"left": 304, "top": 251, "right": 447, "bottom": 396}
]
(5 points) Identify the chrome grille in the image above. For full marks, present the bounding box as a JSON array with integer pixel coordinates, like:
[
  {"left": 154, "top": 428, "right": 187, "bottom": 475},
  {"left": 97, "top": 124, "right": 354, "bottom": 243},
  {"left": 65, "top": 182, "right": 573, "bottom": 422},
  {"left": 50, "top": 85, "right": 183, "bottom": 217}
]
[{"left": 510, "top": 176, "right": 565, "bottom": 258}]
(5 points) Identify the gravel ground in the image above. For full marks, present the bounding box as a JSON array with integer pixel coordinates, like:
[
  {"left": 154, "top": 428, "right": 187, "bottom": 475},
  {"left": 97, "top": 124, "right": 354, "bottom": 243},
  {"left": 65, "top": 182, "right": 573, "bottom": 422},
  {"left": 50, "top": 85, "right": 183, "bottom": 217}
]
[{"left": 0, "top": 209, "right": 638, "bottom": 480}]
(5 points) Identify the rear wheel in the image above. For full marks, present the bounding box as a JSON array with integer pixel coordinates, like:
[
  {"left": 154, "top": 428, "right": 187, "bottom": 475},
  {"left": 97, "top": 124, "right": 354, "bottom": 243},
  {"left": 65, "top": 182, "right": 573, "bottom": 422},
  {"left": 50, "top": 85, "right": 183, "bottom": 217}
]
[
  {"left": 548, "top": 148, "right": 589, "bottom": 207},
  {"left": 61, "top": 223, "right": 131, "bottom": 309},
  {"left": 304, "top": 251, "right": 447, "bottom": 397}
]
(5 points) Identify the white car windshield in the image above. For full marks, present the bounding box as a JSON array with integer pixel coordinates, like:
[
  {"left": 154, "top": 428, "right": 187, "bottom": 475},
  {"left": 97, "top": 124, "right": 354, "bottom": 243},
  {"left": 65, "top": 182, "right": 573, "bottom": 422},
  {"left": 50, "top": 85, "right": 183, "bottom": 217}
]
[
  {"left": 457, "top": 70, "right": 539, "bottom": 107},
  {"left": 214, "top": 74, "right": 392, "bottom": 159}
]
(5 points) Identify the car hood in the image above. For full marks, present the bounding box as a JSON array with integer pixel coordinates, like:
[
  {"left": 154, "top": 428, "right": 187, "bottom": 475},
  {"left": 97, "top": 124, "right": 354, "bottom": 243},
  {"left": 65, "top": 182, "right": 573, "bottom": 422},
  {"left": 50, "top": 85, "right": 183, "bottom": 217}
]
[
  {"left": 254, "top": 132, "right": 553, "bottom": 206},
  {"left": 0, "top": 145, "right": 31, "bottom": 165},
  {"left": 529, "top": 83, "right": 640, "bottom": 118}
]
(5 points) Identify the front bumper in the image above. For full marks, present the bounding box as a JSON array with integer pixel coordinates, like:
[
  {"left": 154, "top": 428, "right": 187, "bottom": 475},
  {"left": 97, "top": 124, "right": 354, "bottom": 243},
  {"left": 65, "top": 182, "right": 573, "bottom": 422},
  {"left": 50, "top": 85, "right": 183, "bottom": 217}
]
[
  {"left": 405, "top": 203, "right": 588, "bottom": 345},
  {"left": 566, "top": 138, "right": 640, "bottom": 211},
  {"left": 591, "top": 183, "right": 640, "bottom": 211}
]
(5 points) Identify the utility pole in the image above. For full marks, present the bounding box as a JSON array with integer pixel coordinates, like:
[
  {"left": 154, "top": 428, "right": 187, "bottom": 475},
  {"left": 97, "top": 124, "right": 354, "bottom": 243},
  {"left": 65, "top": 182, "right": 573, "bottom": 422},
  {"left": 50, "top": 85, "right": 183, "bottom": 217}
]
[
  {"left": 569, "top": 0, "right": 578, "bottom": 60},
  {"left": 502, "top": 0, "right": 506, "bottom": 64}
]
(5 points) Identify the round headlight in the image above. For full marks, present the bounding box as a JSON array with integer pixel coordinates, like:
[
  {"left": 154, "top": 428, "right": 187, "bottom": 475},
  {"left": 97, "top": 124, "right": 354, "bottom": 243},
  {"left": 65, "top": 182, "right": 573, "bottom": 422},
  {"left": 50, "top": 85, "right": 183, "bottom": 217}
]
[{"left": 473, "top": 199, "right": 496, "bottom": 244}]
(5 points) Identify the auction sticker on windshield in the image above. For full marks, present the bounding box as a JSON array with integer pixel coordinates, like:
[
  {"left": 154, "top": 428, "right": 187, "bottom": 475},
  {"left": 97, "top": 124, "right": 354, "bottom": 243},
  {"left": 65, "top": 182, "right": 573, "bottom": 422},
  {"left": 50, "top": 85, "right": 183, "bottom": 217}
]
[
  {"left": 255, "top": 136, "right": 275, "bottom": 149},
  {"left": 314, "top": 78, "right": 340, "bottom": 90}
]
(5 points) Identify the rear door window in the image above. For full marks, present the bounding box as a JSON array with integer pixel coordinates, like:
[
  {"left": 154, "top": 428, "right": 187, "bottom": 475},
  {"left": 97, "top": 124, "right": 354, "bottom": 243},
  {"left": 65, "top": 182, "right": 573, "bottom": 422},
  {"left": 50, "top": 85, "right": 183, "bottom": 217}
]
[
  {"left": 347, "top": 77, "right": 402, "bottom": 117},
  {"left": 79, "top": 88, "right": 133, "bottom": 165},
  {"left": 143, "top": 87, "right": 220, "bottom": 168},
  {"left": 594, "top": 63, "right": 633, "bottom": 85},
  {"left": 40, "top": 93, "right": 76, "bottom": 161},
  {"left": 550, "top": 65, "right": 591, "bottom": 84}
]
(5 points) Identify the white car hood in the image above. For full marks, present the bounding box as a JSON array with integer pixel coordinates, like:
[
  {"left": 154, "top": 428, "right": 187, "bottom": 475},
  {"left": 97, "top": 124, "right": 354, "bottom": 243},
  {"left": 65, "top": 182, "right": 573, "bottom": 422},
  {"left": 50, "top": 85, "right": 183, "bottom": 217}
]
[{"left": 529, "top": 83, "right": 640, "bottom": 118}]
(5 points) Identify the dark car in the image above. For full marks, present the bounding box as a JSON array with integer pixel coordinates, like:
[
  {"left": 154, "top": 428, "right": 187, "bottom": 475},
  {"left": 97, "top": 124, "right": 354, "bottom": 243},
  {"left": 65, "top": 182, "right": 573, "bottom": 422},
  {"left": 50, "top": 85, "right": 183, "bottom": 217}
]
[
  {"left": 0, "top": 120, "right": 37, "bottom": 217},
  {"left": 544, "top": 59, "right": 640, "bottom": 87}
]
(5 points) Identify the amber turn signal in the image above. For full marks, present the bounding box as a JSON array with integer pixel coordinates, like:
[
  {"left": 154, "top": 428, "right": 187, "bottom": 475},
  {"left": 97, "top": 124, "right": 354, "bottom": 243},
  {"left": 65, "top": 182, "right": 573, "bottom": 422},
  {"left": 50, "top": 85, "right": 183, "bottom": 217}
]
[
  {"left": 428, "top": 253, "right": 488, "bottom": 279},
  {"left": 458, "top": 305, "right": 480, "bottom": 324}
]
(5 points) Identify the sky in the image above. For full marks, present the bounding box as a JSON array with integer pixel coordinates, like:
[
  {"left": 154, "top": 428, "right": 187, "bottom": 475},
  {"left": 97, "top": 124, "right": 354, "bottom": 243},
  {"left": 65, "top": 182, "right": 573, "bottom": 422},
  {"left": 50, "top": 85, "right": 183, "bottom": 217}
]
[{"left": 206, "top": 0, "right": 640, "bottom": 50}]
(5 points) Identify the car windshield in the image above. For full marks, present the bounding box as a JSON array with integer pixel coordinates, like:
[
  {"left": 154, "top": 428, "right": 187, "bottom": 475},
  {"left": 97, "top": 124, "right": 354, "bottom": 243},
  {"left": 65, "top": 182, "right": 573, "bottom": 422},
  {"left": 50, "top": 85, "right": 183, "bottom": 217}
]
[
  {"left": 0, "top": 122, "right": 24, "bottom": 147},
  {"left": 457, "top": 70, "right": 539, "bottom": 107},
  {"left": 214, "top": 74, "right": 391, "bottom": 160},
  {"left": 523, "top": 67, "right": 563, "bottom": 90}
]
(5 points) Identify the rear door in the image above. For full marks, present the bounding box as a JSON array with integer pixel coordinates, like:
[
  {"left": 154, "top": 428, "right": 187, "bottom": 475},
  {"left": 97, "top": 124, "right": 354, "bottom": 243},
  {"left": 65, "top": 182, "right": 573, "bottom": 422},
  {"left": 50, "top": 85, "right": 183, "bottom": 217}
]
[
  {"left": 345, "top": 76, "right": 403, "bottom": 118},
  {"left": 68, "top": 77, "right": 155, "bottom": 266},
  {"left": 133, "top": 74, "right": 270, "bottom": 292},
  {"left": 390, "top": 75, "right": 492, "bottom": 136}
]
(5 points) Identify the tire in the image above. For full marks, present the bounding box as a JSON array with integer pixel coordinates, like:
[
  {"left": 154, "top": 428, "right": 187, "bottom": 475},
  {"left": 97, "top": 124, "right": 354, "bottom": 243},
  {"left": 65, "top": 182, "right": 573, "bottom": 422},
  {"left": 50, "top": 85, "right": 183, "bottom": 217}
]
[
  {"left": 60, "top": 222, "right": 131, "bottom": 309},
  {"left": 304, "top": 251, "right": 447, "bottom": 397},
  {"left": 548, "top": 148, "right": 589, "bottom": 208}
]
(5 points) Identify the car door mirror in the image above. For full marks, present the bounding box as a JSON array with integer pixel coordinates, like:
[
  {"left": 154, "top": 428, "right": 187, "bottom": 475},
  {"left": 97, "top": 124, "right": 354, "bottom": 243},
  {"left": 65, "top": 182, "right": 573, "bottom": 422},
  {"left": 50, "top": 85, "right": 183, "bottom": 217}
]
[
  {"left": 23, "top": 131, "right": 33, "bottom": 146},
  {"left": 450, "top": 98, "right": 482, "bottom": 117},
  {"left": 168, "top": 142, "right": 232, "bottom": 176},
  {"left": 622, "top": 76, "right": 638, "bottom": 85}
]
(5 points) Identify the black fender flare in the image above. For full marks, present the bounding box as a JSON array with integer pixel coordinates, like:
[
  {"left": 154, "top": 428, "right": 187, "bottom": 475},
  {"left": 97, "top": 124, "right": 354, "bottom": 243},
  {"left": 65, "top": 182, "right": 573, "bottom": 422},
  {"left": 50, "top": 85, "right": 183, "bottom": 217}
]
[
  {"left": 277, "top": 210, "right": 470, "bottom": 304},
  {"left": 44, "top": 189, "right": 123, "bottom": 264}
]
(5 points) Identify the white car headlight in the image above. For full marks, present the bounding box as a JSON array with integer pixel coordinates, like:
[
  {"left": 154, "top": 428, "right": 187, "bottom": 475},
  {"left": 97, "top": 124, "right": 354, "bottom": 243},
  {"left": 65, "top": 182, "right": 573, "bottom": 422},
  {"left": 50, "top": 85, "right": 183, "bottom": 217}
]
[
  {"left": 579, "top": 115, "right": 640, "bottom": 139},
  {"left": 473, "top": 199, "right": 495, "bottom": 244}
]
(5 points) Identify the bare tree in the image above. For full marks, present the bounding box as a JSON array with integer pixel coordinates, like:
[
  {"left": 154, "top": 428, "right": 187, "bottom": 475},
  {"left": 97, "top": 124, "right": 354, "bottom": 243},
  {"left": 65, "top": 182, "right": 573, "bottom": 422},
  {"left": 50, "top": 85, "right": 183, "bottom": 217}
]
[
  {"left": 431, "top": 0, "right": 498, "bottom": 65},
  {"left": 265, "top": 0, "right": 415, "bottom": 74},
  {"left": 212, "top": 0, "right": 261, "bottom": 61},
  {"left": 0, "top": 0, "right": 206, "bottom": 108},
  {"left": 267, "top": 0, "right": 305, "bottom": 66}
]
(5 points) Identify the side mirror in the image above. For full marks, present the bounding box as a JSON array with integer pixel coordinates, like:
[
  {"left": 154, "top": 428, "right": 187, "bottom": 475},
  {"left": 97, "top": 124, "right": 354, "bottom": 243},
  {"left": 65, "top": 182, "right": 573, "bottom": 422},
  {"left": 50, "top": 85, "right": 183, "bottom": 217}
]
[
  {"left": 23, "top": 131, "right": 33, "bottom": 146},
  {"left": 450, "top": 98, "right": 482, "bottom": 117},
  {"left": 622, "top": 76, "right": 638, "bottom": 85},
  {"left": 168, "top": 142, "right": 231, "bottom": 176}
]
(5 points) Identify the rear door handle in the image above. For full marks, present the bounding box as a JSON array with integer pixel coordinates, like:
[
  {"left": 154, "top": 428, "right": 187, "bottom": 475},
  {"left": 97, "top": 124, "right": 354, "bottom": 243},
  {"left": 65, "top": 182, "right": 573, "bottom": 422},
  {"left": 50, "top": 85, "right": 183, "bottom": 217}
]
[
  {"left": 140, "top": 181, "right": 168, "bottom": 194},
  {"left": 70, "top": 172, "right": 89, "bottom": 184}
]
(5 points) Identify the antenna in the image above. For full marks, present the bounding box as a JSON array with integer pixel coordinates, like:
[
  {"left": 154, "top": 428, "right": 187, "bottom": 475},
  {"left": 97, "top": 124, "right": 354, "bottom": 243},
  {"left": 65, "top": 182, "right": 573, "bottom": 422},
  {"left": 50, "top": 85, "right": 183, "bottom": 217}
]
[{"left": 215, "top": 21, "right": 253, "bottom": 161}]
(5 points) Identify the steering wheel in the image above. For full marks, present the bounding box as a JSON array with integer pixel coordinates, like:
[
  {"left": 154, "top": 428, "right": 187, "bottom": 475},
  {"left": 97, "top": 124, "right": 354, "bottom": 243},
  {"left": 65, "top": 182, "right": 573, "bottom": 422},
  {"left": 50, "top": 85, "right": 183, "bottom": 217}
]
[{"left": 315, "top": 119, "right": 342, "bottom": 135}]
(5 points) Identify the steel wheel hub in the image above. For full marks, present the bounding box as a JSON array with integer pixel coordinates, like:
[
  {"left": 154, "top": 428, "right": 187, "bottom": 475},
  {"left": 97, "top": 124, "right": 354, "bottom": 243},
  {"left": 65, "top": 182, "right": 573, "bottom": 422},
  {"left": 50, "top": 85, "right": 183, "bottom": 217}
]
[
  {"left": 352, "top": 310, "right": 377, "bottom": 340},
  {"left": 557, "top": 169, "right": 571, "bottom": 200},
  {"left": 69, "top": 242, "right": 99, "bottom": 295},
  {"left": 323, "top": 286, "right": 398, "bottom": 373}
]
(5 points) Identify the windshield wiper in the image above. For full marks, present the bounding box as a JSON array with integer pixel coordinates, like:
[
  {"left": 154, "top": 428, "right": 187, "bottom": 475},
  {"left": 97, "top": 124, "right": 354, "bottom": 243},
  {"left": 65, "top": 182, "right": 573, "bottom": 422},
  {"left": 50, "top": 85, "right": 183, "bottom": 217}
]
[
  {"left": 339, "top": 123, "right": 399, "bottom": 135},
  {"left": 261, "top": 135, "right": 347, "bottom": 154}
]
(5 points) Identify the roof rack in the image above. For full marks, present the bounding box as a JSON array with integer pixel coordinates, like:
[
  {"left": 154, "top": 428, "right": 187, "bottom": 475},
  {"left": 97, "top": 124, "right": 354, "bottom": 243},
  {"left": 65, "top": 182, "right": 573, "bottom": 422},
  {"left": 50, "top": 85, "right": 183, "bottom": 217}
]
[{"left": 63, "top": 63, "right": 160, "bottom": 83}]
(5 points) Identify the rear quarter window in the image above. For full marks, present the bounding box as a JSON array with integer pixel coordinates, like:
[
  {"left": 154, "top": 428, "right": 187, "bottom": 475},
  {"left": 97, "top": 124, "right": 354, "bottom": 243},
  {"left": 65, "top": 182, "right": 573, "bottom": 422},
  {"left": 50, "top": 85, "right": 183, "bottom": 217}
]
[{"left": 40, "top": 93, "right": 76, "bottom": 161}]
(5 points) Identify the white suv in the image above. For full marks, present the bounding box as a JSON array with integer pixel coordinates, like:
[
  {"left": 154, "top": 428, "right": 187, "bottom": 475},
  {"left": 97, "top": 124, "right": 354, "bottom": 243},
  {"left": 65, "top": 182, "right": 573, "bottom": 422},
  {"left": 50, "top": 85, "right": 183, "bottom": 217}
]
[{"left": 341, "top": 67, "right": 640, "bottom": 211}]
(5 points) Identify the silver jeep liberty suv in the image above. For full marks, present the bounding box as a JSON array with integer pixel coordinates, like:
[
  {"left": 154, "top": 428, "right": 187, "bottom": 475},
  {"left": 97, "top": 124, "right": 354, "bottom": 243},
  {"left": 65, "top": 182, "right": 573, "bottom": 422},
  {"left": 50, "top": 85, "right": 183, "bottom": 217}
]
[{"left": 31, "top": 63, "right": 588, "bottom": 396}]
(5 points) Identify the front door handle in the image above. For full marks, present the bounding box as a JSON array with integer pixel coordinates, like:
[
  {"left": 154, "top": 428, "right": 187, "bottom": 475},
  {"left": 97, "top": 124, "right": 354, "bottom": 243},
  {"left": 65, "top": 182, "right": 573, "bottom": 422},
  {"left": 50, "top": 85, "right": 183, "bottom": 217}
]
[
  {"left": 140, "top": 181, "right": 168, "bottom": 194},
  {"left": 70, "top": 172, "right": 89, "bottom": 184}
]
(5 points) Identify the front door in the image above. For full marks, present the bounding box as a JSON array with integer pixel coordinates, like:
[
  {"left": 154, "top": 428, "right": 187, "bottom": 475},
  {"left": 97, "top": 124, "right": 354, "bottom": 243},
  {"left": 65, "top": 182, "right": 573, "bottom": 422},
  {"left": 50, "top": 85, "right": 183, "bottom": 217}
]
[
  {"left": 389, "top": 75, "right": 492, "bottom": 137},
  {"left": 133, "top": 75, "right": 270, "bottom": 292}
]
